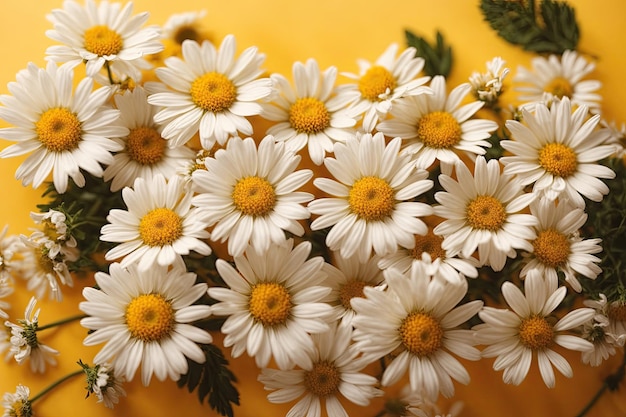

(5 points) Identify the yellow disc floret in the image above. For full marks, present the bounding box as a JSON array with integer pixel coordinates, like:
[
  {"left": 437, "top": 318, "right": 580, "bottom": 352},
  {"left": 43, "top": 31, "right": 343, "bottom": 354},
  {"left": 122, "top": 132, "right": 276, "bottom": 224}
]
[
  {"left": 84, "top": 25, "right": 123, "bottom": 56},
  {"left": 138, "top": 208, "right": 183, "bottom": 247},
  {"left": 126, "top": 126, "right": 167, "bottom": 165},
  {"left": 538, "top": 143, "right": 578, "bottom": 178},
  {"left": 125, "top": 293, "right": 175, "bottom": 342},
  {"left": 399, "top": 312, "right": 444, "bottom": 357},
  {"left": 416, "top": 111, "right": 462, "bottom": 149},
  {"left": 36, "top": 108, "right": 82, "bottom": 152},
  {"left": 248, "top": 282, "right": 292, "bottom": 327},
  {"left": 358, "top": 65, "right": 397, "bottom": 101},
  {"left": 304, "top": 361, "right": 341, "bottom": 397},
  {"left": 288, "top": 97, "right": 331, "bottom": 134},
  {"left": 339, "top": 279, "right": 368, "bottom": 311},
  {"left": 518, "top": 315, "right": 554, "bottom": 350},
  {"left": 466, "top": 195, "right": 507, "bottom": 231},
  {"left": 348, "top": 176, "right": 395, "bottom": 222},
  {"left": 545, "top": 76, "right": 573, "bottom": 99},
  {"left": 231, "top": 176, "right": 276, "bottom": 216},
  {"left": 190, "top": 72, "right": 237, "bottom": 113},
  {"left": 532, "top": 228, "right": 570, "bottom": 268},
  {"left": 410, "top": 231, "right": 446, "bottom": 261}
]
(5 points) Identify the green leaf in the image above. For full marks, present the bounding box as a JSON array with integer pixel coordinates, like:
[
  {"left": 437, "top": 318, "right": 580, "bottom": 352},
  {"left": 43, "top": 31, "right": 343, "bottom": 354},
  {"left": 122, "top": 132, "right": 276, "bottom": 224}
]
[{"left": 405, "top": 29, "right": 453, "bottom": 78}]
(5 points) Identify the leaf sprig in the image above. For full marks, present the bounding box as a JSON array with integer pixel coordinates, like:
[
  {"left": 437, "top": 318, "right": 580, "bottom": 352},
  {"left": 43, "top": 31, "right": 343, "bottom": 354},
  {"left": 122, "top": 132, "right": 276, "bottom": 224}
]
[{"left": 405, "top": 29, "right": 453, "bottom": 78}]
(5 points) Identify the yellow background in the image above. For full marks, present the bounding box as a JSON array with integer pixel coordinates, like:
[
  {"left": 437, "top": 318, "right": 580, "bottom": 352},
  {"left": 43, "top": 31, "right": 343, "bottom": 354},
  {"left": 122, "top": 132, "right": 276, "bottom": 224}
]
[{"left": 1, "top": 1, "right": 626, "bottom": 416}]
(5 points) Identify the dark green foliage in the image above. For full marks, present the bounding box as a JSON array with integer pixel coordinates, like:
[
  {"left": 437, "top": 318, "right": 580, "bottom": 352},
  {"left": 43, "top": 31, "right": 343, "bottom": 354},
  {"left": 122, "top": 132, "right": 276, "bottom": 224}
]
[{"left": 405, "top": 30, "right": 453, "bottom": 78}]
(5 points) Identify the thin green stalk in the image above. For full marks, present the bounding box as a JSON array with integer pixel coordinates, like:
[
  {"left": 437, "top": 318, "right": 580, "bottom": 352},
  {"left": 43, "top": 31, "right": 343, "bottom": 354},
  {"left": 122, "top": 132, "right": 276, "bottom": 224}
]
[
  {"left": 36, "top": 314, "right": 87, "bottom": 332},
  {"left": 29, "top": 369, "right": 84, "bottom": 404}
]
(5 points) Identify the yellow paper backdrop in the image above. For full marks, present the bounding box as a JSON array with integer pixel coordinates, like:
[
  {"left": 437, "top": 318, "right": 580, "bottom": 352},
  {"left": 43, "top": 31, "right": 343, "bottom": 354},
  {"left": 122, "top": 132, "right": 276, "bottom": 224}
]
[{"left": 1, "top": 1, "right": 626, "bottom": 416}]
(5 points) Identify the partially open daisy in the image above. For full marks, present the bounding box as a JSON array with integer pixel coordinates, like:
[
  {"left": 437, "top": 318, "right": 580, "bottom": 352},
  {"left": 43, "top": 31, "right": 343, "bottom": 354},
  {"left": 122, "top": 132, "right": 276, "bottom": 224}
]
[
  {"left": 147, "top": 35, "right": 273, "bottom": 149},
  {"left": 258, "top": 322, "right": 382, "bottom": 416},
  {"left": 474, "top": 270, "right": 595, "bottom": 388},
  {"left": 101, "top": 173, "right": 212, "bottom": 271},
  {"left": 514, "top": 50, "right": 602, "bottom": 113},
  {"left": 103, "top": 86, "right": 195, "bottom": 192},
  {"left": 45, "top": 0, "right": 163, "bottom": 81},
  {"left": 262, "top": 59, "right": 358, "bottom": 165},
  {"left": 309, "top": 133, "right": 434, "bottom": 262},
  {"left": 208, "top": 240, "right": 334, "bottom": 370},
  {"left": 351, "top": 267, "right": 483, "bottom": 400},
  {"left": 80, "top": 261, "right": 213, "bottom": 386},
  {"left": 341, "top": 43, "right": 431, "bottom": 132},
  {"left": 469, "top": 56, "right": 510, "bottom": 106},
  {"left": 433, "top": 156, "right": 537, "bottom": 272},
  {"left": 377, "top": 75, "right": 498, "bottom": 169},
  {"left": 0, "top": 62, "right": 126, "bottom": 193},
  {"left": 580, "top": 295, "right": 622, "bottom": 367},
  {"left": 501, "top": 97, "right": 616, "bottom": 208},
  {"left": 2, "top": 385, "right": 31, "bottom": 417}
]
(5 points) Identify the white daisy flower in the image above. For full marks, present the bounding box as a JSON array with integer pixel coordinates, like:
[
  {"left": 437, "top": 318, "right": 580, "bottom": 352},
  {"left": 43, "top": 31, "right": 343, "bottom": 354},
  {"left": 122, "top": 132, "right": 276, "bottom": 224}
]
[
  {"left": 351, "top": 267, "right": 483, "bottom": 400},
  {"left": 0, "top": 62, "right": 126, "bottom": 193},
  {"left": 377, "top": 76, "right": 498, "bottom": 169},
  {"left": 258, "top": 322, "right": 382, "bottom": 417},
  {"left": 209, "top": 240, "right": 334, "bottom": 370},
  {"left": 474, "top": 270, "right": 595, "bottom": 388},
  {"left": 262, "top": 58, "right": 358, "bottom": 165},
  {"left": 28, "top": 209, "right": 78, "bottom": 260},
  {"left": 520, "top": 199, "right": 602, "bottom": 292},
  {"left": 2, "top": 385, "right": 31, "bottom": 417},
  {"left": 147, "top": 35, "right": 273, "bottom": 149},
  {"left": 514, "top": 50, "right": 602, "bottom": 113},
  {"left": 80, "top": 261, "right": 213, "bottom": 386},
  {"left": 82, "top": 361, "right": 127, "bottom": 409},
  {"left": 161, "top": 10, "right": 209, "bottom": 45},
  {"left": 501, "top": 98, "right": 615, "bottom": 208},
  {"left": 45, "top": 0, "right": 164, "bottom": 81},
  {"left": 579, "top": 295, "right": 620, "bottom": 367},
  {"left": 469, "top": 56, "right": 510, "bottom": 106},
  {"left": 101, "top": 173, "right": 212, "bottom": 271},
  {"left": 5, "top": 297, "right": 59, "bottom": 373},
  {"left": 103, "top": 86, "right": 196, "bottom": 192},
  {"left": 341, "top": 43, "right": 431, "bottom": 132},
  {"left": 191, "top": 135, "right": 313, "bottom": 257},
  {"left": 309, "top": 132, "right": 434, "bottom": 262},
  {"left": 433, "top": 156, "right": 538, "bottom": 272},
  {"left": 585, "top": 296, "right": 626, "bottom": 347}
]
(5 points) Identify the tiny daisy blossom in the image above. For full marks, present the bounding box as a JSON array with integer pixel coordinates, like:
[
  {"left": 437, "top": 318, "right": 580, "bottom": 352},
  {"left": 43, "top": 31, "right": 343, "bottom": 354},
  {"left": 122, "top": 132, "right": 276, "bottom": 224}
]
[
  {"left": 433, "top": 156, "right": 537, "bottom": 272},
  {"left": 514, "top": 50, "right": 602, "bottom": 113},
  {"left": 192, "top": 135, "right": 312, "bottom": 257},
  {"left": 469, "top": 56, "right": 509, "bottom": 106},
  {"left": 377, "top": 75, "right": 498, "bottom": 169},
  {"left": 501, "top": 97, "right": 615, "bottom": 208},
  {"left": 262, "top": 58, "right": 358, "bottom": 165},
  {"left": 474, "top": 270, "right": 595, "bottom": 388},
  {"left": 0, "top": 61, "right": 126, "bottom": 193},
  {"left": 593, "top": 297, "right": 626, "bottom": 346},
  {"left": 101, "top": 173, "right": 211, "bottom": 271},
  {"left": 45, "top": 0, "right": 164, "bottom": 80},
  {"left": 209, "top": 240, "right": 334, "bottom": 370},
  {"left": 103, "top": 86, "right": 195, "bottom": 192},
  {"left": 2, "top": 385, "right": 32, "bottom": 417},
  {"left": 80, "top": 261, "right": 213, "bottom": 386},
  {"left": 5, "top": 297, "right": 59, "bottom": 373},
  {"left": 520, "top": 199, "right": 602, "bottom": 292},
  {"left": 351, "top": 267, "right": 483, "bottom": 400},
  {"left": 147, "top": 35, "right": 273, "bottom": 149},
  {"left": 258, "top": 322, "right": 383, "bottom": 417},
  {"left": 28, "top": 209, "right": 78, "bottom": 260},
  {"left": 341, "top": 43, "right": 431, "bottom": 132},
  {"left": 309, "top": 133, "right": 434, "bottom": 262},
  {"left": 579, "top": 295, "right": 621, "bottom": 367},
  {"left": 81, "top": 361, "right": 127, "bottom": 409}
]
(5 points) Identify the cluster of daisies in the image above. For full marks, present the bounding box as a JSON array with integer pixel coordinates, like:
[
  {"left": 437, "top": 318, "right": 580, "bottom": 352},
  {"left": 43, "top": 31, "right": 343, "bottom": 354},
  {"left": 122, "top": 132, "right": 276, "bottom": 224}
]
[{"left": 1, "top": 1, "right": 626, "bottom": 417}]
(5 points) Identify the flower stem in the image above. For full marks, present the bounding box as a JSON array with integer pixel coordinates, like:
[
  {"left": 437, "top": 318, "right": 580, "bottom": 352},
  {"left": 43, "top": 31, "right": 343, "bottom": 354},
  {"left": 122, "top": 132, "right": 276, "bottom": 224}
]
[
  {"left": 36, "top": 314, "right": 87, "bottom": 332},
  {"left": 576, "top": 349, "right": 626, "bottom": 417},
  {"left": 29, "top": 369, "right": 84, "bottom": 404}
]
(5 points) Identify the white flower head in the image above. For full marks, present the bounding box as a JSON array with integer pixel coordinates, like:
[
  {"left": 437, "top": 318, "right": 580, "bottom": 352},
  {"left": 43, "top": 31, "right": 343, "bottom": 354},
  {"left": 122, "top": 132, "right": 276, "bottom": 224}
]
[
  {"left": 161, "top": 10, "right": 209, "bottom": 44},
  {"left": 28, "top": 209, "right": 78, "bottom": 261},
  {"left": 81, "top": 361, "right": 127, "bottom": 409},
  {"left": 469, "top": 56, "right": 510, "bottom": 105},
  {"left": 2, "top": 385, "right": 32, "bottom": 417}
]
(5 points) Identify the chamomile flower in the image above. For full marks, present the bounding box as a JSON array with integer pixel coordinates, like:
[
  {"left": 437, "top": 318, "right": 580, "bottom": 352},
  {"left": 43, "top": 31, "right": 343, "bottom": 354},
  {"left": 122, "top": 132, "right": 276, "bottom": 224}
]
[
  {"left": 520, "top": 199, "right": 602, "bottom": 292},
  {"left": 0, "top": 61, "right": 126, "bottom": 194},
  {"left": 161, "top": 10, "right": 210, "bottom": 49},
  {"left": 501, "top": 98, "right": 615, "bottom": 208},
  {"left": 28, "top": 209, "right": 78, "bottom": 260},
  {"left": 514, "top": 50, "right": 602, "bottom": 113},
  {"left": 258, "top": 322, "right": 382, "bottom": 417},
  {"left": 191, "top": 135, "right": 313, "bottom": 257},
  {"left": 351, "top": 267, "right": 483, "bottom": 400},
  {"left": 80, "top": 361, "right": 127, "bottom": 409},
  {"left": 474, "top": 271, "right": 595, "bottom": 388},
  {"left": 309, "top": 133, "right": 434, "bottom": 262},
  {"left": 101, "top": 173, "right": 211, "bottom": 271},
  {"left": 2, "top": 385, "right": 32, "bottom": 417},
  {"left": 80, "top": 261, "right": 213, "bottom": 386},
  {"left": 433, "top": 156, "right": 537, "bottom": 272},
  {"left": 45, "top": 0, "right": 164, "bottom": 81},
  {"left": 103, "top": 86, "right": 195, "bottom": 192},
  {"left": 262, "top": 59, "right": 358, "bottom": 165},
  {"left": 377, "top": 76, "right": 498, "bottom": 169},
  {"left": 341, "top": 43, "right": 431, "bottom": 132},
  {"left": 147, "top": 35, "right": 273, "bottom": 149},
  {"left": 209, "top": 240, "right": 334, "bottom": 370},
  {"left": 579, "top": 295, "right": 620, "bottom": 367},
  {"left": 469, "top": 56, "right": 509, "bottom": 106}
]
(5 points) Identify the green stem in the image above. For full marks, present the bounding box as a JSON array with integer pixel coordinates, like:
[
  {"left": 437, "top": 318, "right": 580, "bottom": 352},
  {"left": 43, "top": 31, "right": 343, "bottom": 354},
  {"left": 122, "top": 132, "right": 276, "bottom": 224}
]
[
  {"left": 576, "top": 349, "right": 626, "bottom": 417},
  {"left": 36, "top": 314, "right": 87, "bottom": 332},
  {"left": 29, "top": 369, "right": 84, "bottom": 404},
  {"left": 104, "top": 61, "right": 115, "bottom": 85}
]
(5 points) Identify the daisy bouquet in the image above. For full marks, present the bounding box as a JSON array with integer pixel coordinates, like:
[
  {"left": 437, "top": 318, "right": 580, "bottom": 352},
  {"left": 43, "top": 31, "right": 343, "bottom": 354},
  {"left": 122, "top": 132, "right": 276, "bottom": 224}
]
[{"left": 1, "top": 1, "right": 626, "bottom": 417}]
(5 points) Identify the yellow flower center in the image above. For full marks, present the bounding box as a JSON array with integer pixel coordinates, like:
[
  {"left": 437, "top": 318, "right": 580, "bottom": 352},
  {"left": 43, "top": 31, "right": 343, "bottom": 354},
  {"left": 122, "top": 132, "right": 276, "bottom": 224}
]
[
  {"left": 532, "top": 228, "right": 570, "bottom": 268},
  {"left": 348, "top": 176, "right": 395, "bottom": 221},
  {"left": 288, "top": 97, "right": 331, "bottom": 134},
  {"left": 545, "top": 76, "right": 573, "bottom": 99},
  {"left": 416, "top": 111, "right": 462, "bottom": 149},
  {"left": 518, "top": 315, "right": 554, "bottom": 350},
  {"left": 231, "top": 176, "right": 276, "bottom": 216},
  {"left": 338, "top": 279, "right": 368, "bottom": 311},
  {"left": 466, "top": 195, "right": 507, "bottom": 231},
  {"left": 410, "top": 231, "right": 446, "bottom": 261},
  {"left": 84, "top": 25, "right": 124, "bottom": 56},
  {"left": 126, "top": 126, "right": 167, "bottom": 165},
  {"left": 358, "top": 65, "right": 397, "bottom": 101},
  {"left": 138, "top": 208, "right": 183, "bottom": 247},
  {"left": 41, "top": 220, "right": 62, "bottom": 242},
  {"left": 399, "top": 312, "right": 444, "bottom": 357},
  {"left": 10, "top": 400, "right": 29, "bottom": 417},
  {"left": 190, "top": 72, "right": 237, "bottom": 113},
  {"left": 35, "top": 108, "right": 82, "bottom": 152},
  {"left": 538, "top": 143, "right": 578, "bottom": 178},
  {"left": 304, "top": 361, "right": 340, "bottom": 397},
  {"left": 36, "top": 248, "right": 55, "bottom": 273},
  {"left": 608, "top": 304, "right": 626, "bottom": 322},
  {"left": 248, "top": 282, "right": 292, "bottom": 327},
  {"left": 125, "top": 293, "right": 175, "bottom": 342}
]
